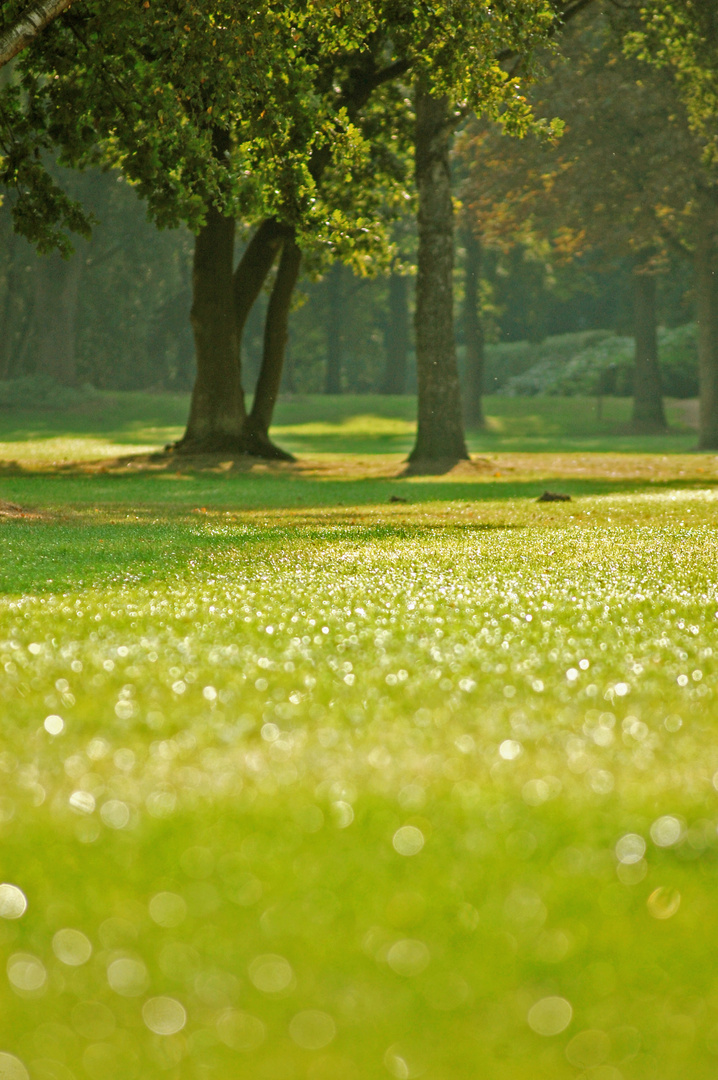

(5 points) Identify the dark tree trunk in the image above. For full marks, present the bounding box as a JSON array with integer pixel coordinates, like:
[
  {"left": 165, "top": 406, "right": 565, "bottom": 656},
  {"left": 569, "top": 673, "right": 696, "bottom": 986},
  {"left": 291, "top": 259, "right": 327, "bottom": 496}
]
[
  {"left": 244, "top": 233, "right": 302, "bottom": 460},
  {"left": 408, "top": 82, "right": 468, "bottom": 464},
  {"left": 234, "top": 218, "right": 287, "bottom": 343},
  {"left": 630, "top": 269, "right": 666, "bottom": 433},
  {"left": 696, "top": 207, "right": 718, "bottom": 450},
  {"left": 32, "top": 251, "right": 81, "bottom": 385},
  {"left": 179, "top": 204, "right": 244, "bottom": 452},
  {"left": 462, "top": 227, "right": 485, "bottom": 428},
  {"left": 324, "top": 262, "right": 343, "bottom": 394},
  {"left": 381, "top": 272, "right": 409, "bottom": 394},
  {"left": 178, "top": 209, "right": 287, "bottom": 454}
]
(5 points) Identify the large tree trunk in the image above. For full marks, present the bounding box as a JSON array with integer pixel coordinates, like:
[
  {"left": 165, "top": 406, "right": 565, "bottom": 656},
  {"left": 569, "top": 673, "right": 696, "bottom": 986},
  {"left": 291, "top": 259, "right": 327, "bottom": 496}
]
[
  {"left": 178, "top": 204, "right": 244, "bottom": 452},
  {"left": 696, "top": 207, "right": 718, "bottom": 450},
  {"left": 381, "top": 271, "right": 409, "bottom": 394},
  {"left": 630, "top": 269, "right": 666, "bottom": 433},
  {"left": 408, "top": 83, "right": 468, "bottom": 464},
  {"left": 462, "top": 227, "right": 485, "bottom": 428},
  {"left": 33, "top": 250, "right": 81, "bottom": 385},
  {"left": 324, "top": 262, "right": 343, "bottom": 394},
  {"left": 178, "top": 210, "right": 287, "bottom": 454},
  {"left": 244, "top": 232, "right": 302, "bottom": 460}
]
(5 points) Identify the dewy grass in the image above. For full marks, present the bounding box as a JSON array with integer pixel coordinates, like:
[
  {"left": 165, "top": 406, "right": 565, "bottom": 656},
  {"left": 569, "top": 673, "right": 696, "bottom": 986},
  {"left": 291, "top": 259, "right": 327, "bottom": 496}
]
[{"left": 1, "top": 481, "right": 718, "bottom": 1079}]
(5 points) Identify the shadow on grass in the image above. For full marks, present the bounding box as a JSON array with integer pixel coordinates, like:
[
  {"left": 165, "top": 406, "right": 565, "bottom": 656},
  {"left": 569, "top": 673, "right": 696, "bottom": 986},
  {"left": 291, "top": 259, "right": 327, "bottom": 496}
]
[{"left": 0, "top": 463, "right": 716, "bottom": 596}]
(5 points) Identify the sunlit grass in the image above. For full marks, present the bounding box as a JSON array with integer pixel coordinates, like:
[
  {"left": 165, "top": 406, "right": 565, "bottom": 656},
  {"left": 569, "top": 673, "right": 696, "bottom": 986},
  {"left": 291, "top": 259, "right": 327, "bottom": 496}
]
[
  {"left": 0, "top": 476, "right": 718, "bottom": 1079},
  {"left": 0, "top": 391, "right": 699, "bottom": 463}
]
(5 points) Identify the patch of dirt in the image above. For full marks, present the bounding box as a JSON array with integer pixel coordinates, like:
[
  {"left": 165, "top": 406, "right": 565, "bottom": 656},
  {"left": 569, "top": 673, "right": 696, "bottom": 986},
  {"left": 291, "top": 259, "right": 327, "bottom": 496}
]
[{"left": 0, "top": 499, "right": 46, "bottom": 520}]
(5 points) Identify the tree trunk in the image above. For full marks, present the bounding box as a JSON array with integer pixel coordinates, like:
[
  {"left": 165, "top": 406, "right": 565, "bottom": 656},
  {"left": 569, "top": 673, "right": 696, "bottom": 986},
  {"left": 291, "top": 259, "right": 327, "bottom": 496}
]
[
  {"left": 244, "top": 233, "right": 301, "bottom": 459},
  {"left": 0, "top": 0, "right": 74, "bottom": 70},
  {"left": 408, "top": 82, "right": 468, "bottom": 464},
  {"left": 34, "top": 250, "right": 81, "bottom": 385},
  {"left": 234, "top": 217, "right": 288, "bottom": 343},
  {"left": 324, "top": 262, "right": 343, "bottom": 394},
  {"left": 462, "top": 227, "right": 485, "bottom": 428},
  {"left": 381, "top": 271, "right": 409, "bottom": 394},
  {"left": 696, "top": 207, "right": 718, "bottom": 450},
  {"left": 179, "top": 204, "right": 244, "bottom": 452},
  {"left": 630, "top": 269, "right": 666, "bottom": 433}
]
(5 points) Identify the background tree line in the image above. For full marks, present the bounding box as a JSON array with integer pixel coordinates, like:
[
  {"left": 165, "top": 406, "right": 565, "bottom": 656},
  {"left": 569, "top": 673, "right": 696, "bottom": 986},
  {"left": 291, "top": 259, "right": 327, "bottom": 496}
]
[{"left": 0, "top": 0, "right": 716, "bottom": 456}]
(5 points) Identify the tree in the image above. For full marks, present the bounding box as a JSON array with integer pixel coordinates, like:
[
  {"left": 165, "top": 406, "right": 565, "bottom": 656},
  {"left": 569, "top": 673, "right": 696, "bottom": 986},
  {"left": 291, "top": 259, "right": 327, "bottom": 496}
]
[
  {"left": 627, "top": 1, "right": 718, "bottom": 445},
  {"left": 7, "top": 0, "right": 593, "bottom": 464},
  {"left": 460, "top": 8, "right": 705, "bottom": 434},
  {"left": 0, "top": 0, "right": 75, "bottom": 69}
]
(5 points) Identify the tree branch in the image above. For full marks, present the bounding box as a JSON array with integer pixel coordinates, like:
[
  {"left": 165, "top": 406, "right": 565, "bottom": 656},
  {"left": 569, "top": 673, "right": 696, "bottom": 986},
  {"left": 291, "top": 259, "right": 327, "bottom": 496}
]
[{"left": 0, "top": 0, "right": 75, "bottom": 69}]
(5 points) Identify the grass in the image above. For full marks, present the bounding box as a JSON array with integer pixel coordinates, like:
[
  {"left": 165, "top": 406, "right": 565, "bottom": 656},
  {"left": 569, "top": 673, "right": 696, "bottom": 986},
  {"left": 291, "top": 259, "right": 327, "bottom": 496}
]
[
  {"left": 0, "top": 391, "right": 699, "bottom": 462},
  {"left": 0, "top": 395, "right": 717, "bottom": 1080}
]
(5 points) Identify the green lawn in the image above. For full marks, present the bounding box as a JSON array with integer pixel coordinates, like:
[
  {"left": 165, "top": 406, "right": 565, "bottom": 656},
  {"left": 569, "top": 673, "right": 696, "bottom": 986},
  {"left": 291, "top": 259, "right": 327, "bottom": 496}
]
[
  {"left": 0, "top": 391, "right": 699, "bottom": 462},
  {"left": 0, "top": 396, "right": 716, "bottom": 1080}
]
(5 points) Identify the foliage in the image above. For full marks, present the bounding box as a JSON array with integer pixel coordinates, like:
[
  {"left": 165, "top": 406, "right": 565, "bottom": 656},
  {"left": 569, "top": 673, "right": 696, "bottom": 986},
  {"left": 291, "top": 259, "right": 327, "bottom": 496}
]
[
  {"left": 627, "top": 0, "right": 718, "bottom": 161},
  {"left": 495, "top": 324, "right": 698, "bottom": 398},
  {"left": 0, "top": 372, "right": 97, "bottom": 408},
  {"left": 459, "top": 8, "right": 709, "bottom": 285},
  {"left": 1, "top": 0, "right": 580, "bottom": 254},
  {"left": 0, "top": 167, "right": 194, "bottom": 389}
]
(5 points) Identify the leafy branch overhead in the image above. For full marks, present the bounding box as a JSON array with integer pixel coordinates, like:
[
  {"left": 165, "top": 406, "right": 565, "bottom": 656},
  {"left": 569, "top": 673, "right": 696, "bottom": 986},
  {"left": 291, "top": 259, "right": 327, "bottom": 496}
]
[{"left": 2, "top": 0, "right": 591, "bottom": 252}]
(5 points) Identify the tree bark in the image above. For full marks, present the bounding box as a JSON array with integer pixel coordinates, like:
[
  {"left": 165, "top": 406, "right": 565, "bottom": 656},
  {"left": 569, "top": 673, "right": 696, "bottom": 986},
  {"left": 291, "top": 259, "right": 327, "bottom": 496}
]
[
  {"left": 244, "top": 232, "right": 302, "bottom": 459},
  {"left": 234, "top": 218, "right": 287, "bottom": 343},
  {"left": 462, "top": 227, "right": 485, "bottom": 428},
  {"left": 630, "top": 269, "right": 666, "bottom": 433},
  {"left": 33, "top": 250, "right": 81, "bottom": 385},
  {"left": 696, "top": 206, "right": 718, "bottom": 450},
  {"left": 408, "top": 82, "right": 468, "bottom": 464},
  {"left": 324, "top": 262, "right": 343, "bottom": 394},
  {"left": 178, "top": 204, "right": 244, "bottom": 452},
  {"left": 0, "top": 0, "right": 74, "bottom": 70},
  {"left": 381, "top": 271, "right": 409, "bottom": 394}
]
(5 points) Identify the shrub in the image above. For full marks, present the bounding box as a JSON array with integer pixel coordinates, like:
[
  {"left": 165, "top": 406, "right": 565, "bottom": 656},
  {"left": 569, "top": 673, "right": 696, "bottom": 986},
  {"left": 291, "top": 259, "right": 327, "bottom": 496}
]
[
  {"left": 0, "top": 375, "right": 99, "bottom": 410},
  {"left": 490, "top": 324, "right": 698, "bottom": 398}
]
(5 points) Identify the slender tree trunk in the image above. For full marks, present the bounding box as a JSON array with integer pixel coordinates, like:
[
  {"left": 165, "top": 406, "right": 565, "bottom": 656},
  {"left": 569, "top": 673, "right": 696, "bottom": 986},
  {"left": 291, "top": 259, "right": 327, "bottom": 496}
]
[
  {"left": 0, "top": 0, "right": 74, "bottom": 70},
  {"left": 33, "top": 251, "right": 81, "bottom": 385},
  {"left": 696, "top": 206, "right": 718, "bottom": 450},
  {"left": 409, "top": 82, "right": 468, "bottom": 464},
  {"left": 179, "top": 204, "right": 244, "bottom": 452},
  {"left": 381, "top": 271, "right": 409, "bottom": 394},
  {"left": 244, "top": 233, "right": 301, "bottom": 459},
  {"left": 324, "top": 262, "right": 343, "bottom": 394},
  {"left": 234, "top": 217, "right": 287, "bottom": 342},
  {"left": 462, "top": 227, "right": 485, "bottom": 428},
  {"left": 630, "top": 269, "right": 666, "bottom": 433}
]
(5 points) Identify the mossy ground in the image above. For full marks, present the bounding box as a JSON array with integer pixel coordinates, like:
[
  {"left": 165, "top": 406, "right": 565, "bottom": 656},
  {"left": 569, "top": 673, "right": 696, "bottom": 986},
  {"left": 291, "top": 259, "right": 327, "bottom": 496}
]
[{"left": 0, "top": 396, "right": 716, "bottom": 1080}]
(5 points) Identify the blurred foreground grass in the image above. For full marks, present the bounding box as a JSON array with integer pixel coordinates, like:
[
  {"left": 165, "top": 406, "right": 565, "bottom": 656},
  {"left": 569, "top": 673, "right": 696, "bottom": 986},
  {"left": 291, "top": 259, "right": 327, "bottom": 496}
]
[
  {"left": 0, "top": 400, "right": 717, "bottom": 1079},
  {"left": 0, "top": 484, "right": 718, "bottom": 1079}
]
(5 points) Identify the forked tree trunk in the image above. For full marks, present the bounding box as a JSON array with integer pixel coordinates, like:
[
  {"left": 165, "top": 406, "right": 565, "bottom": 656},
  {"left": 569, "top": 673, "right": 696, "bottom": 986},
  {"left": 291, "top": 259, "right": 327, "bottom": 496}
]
[
  {"left": 382, "top": 271, "right": 409, "bottom": 394},
  {"left": 462, "top": 227, "right": 485, "bottom": 429},
  {"left": 630, "top": 269, "right": 666, "bottom": 433},
  {"left": 324, "top": 262, "right": 343, "bottom": 394},
  {"left": 178, "top": 212, "right": 286, "bottom": 454},
  {"left": 179, "top": 204, "right": 244, "bottom": 452},
  {"left": 33, "top": 251, "right": 81, "bottom": 385},
  {"left": 409, "top": 82, "right": 468, "bottom": 463},
  {"left": 244, "top": 233, "right": 302, "bottom": 459},
  {"left": 696, "top": 206, "right": 718, "bottom": 450}
]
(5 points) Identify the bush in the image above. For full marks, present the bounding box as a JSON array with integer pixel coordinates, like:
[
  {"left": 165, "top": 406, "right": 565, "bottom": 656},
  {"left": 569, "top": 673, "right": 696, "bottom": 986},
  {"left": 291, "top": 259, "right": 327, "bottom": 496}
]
[
  {"left": 0, "top": 375, "right": 99, "bottom": 410},
  {"left": 490, "top": 324, "right": 698, "bottom": 398}
]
